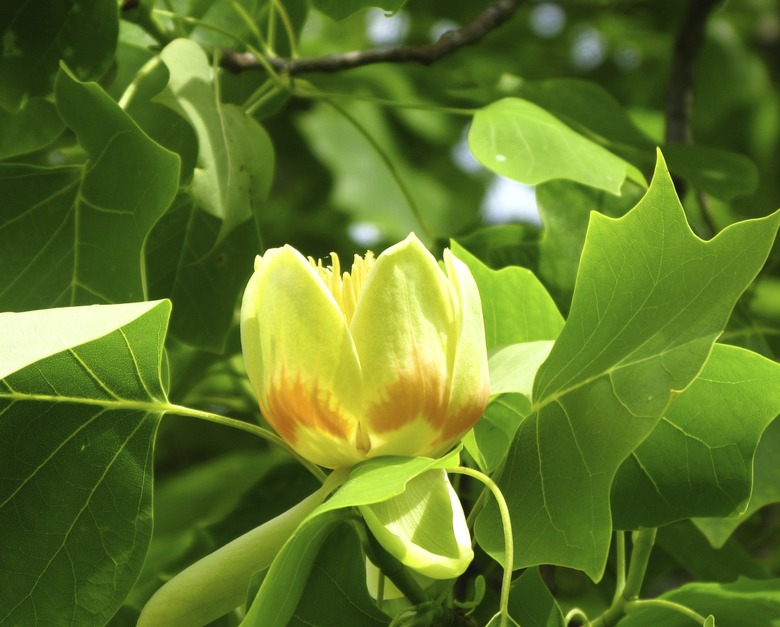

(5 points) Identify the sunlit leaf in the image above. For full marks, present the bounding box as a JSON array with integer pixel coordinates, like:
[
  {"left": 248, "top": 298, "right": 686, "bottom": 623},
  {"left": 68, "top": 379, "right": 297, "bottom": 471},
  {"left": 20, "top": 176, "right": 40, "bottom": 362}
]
[
  {"left": 469, "top": 98, "right": 646, "bottom": 195},
  {"left": 451, "top": 241, "right": 564, "bottom": 348},
  {"left": 475, "top": 153, "right": 780, "bottom": 578},
  {"left": 156, "top": 38, "right": 274, "bottom": 240},
  {"left": 0, "top": 300, "right": 171, "bottom": 625}
]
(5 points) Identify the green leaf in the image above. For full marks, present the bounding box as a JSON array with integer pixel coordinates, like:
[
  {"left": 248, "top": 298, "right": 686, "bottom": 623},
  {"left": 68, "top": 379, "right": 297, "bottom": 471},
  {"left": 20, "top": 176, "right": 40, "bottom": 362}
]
[
  {"left": 475, "top": 153, "right": 780, "bottom": 578},
  {"left": 536, "top": 180, "right": 643, "bottom": 313},
  {"left": 655, "top": 521, "right": 770, "bottom": 583},
  {"left": 611, "top": 344, "right": 780, "bottom": 529},
  {"left": 465, "top": 343, "right": 553, "bottom": 473},
  {"left": 241, "top": 510, "right": 352, "bottom": 627},
  {"left": 0, "top": 97, "right": 63, "bottom": 159},
  {"left": 0, "top": 0, "right": 117, "bottom": 110},
  {"left": 664, "top": 143, "right": 759, "bottom": 201},
  {"left": 511, "top": 78, "right": 655, "bottom": 165},
  {"left": 0, "top": 66, "right": 179, "bottom": 311},
  {"left": 311, "top": 0, "right": 407, "bottom": 21},
  {"left": 508, "top": 567, "right": 565, "bottom": 627},
  {"left": 288, "top": 525, "right": 390, "bottom": 626},
  {"left": 694, "top": 415, "right": 780, "bottom": 548},
  {"left": 244, "top": 451, "right": 460, "bottom": 625},
  {"left": 0, "top": 300, "right": 171, "bottom": 625},
  {"left": 617, "top": 577, "right": 780, "bottom": 627},
  {"left": 451, "top": 241, "right": 564, "bottom": 348},
  {"left": 469, "top": 98, "right": 645, "bottom": 195},
  {"left": 145, "top": 193, "right": 261, "bottom": 352},
  {"left": 157, "top": 39, "right": 274, "bottom": 240}
]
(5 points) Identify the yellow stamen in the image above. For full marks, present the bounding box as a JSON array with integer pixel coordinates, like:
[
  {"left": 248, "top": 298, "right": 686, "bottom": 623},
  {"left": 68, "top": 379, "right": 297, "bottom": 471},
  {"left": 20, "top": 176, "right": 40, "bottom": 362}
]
[{"left": 310, "top": 251, "right": 375, "bottom": 324}]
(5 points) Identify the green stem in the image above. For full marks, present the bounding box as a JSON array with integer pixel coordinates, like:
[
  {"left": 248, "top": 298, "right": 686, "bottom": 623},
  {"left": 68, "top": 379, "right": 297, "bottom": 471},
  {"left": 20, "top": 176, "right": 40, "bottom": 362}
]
[
  {"left": 591, "top": 528, "right": 658, "bottom": 627},
  {"left": 272, "top": 0, "right": 299, "bottom": 57},
  {"left": 164, "top": 403, "right": 327, "bottom": 482},
  {"left": 449, "top": 466, "right": 514, "bottom": 627},
  {"left": 613, "top": 531, "right": 626, "bottom": 603},
  {"left": 564, "top": 608, "right": 592, "bottom": 626},
  {"left": 118, "top": 56, "right": 162, "bottom": 110},
  {"left": 324, "top": 98, "right": 435, "bottom": 242},
  {"left": 625, "top": 599, "right": 708, "bottom": 625}
]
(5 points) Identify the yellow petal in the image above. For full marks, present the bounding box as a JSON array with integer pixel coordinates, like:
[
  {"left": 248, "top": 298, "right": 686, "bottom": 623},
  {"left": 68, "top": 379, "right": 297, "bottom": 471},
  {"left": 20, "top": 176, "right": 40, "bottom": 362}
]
[
  {"left": 350, "top": 234, "right": 456, "bottom": 457},
  {"left": 433, "top": 250, "right": 490, "bottom": 453},
  {"left": 240, "top": 246, "right": 364, "bottom": 468}
]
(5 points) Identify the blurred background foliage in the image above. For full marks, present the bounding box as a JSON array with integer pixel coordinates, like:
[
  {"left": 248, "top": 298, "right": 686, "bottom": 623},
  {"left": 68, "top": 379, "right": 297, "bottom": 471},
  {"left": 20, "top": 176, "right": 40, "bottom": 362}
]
[{"left": 1, "top": 0, "right": 779, "bottom": 623}]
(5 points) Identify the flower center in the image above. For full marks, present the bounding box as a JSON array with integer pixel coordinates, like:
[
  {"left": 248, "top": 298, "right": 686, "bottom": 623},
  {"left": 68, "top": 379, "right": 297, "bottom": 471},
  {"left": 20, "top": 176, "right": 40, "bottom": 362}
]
[{"left": 309, "top": 251, "right": 375, "bottom": 325}]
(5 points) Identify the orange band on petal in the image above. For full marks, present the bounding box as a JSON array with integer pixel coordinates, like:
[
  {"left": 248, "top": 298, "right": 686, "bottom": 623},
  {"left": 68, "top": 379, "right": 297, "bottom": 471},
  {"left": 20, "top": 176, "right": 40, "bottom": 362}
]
[
  {"left": 365, "top": 369, "right": 450, "bottom": 435},
  {"left": 261, "top": 369, "right": 355, "bottom": 447}
]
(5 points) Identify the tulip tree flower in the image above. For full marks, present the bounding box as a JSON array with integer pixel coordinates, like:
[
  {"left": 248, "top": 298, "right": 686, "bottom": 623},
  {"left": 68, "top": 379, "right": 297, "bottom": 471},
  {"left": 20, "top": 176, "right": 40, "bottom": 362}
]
[{"left": 240, "top": 233, "right": 490, "bottom": 469}]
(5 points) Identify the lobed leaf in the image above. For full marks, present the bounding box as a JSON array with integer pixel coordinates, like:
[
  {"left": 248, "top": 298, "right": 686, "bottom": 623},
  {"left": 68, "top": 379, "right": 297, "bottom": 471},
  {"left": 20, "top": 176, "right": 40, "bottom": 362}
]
[
  {"left": 475, "top": 152, "right": 780, "bottom": 578},
  {"left": 0, "top": 66, "right": 180, "bottom": 310}
]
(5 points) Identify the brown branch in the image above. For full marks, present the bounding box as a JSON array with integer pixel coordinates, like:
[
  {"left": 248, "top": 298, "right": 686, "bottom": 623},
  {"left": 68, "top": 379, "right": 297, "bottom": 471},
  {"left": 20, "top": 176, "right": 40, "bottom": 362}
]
[
  {"left": 221, "top": 0, "right": 523, "bottom": 75},
  {"left": 665, "top": 0, "right": 721, "bottom": 235}
]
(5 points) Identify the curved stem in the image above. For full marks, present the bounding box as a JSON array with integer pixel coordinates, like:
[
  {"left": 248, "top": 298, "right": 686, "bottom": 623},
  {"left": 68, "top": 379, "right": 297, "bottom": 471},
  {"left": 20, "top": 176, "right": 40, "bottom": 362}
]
[
  {"left": 564, "top": 608, "right": 592, "bottom": 626},
  {"left": 449, "top": 466, "right": 514, "bottom": 627},
  {"left": 118, "top": 56, "right": 162, "bottom": 110},
  {"left": 164, "top": 403, "right": 327, "bottom": 481},
  {"left": 625, "top": 599, "right": 708, "bottom": 625},
  {"left": 324, "top": 98, "right": 435, "bottom": 242}
]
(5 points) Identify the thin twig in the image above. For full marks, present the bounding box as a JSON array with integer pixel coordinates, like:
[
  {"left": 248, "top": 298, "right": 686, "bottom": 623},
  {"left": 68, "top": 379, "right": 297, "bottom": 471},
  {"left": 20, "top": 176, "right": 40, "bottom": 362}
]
[
  {"left": 665, "top": 0, "right": 721, "bottom": 235},
  {"left": 221, "top": 0, "right": 523, "bottom": 75}
]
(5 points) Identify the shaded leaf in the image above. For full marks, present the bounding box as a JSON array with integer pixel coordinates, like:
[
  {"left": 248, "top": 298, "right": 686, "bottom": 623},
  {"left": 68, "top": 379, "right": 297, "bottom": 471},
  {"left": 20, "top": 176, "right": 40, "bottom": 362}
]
[
  {"left": 508, "top": 567, "right": 565, "bottom": 627},
  {"left": 0, "top": 66, "right": 179, "bottom": 310},
  {"left": 694, "top": 416, "right": 780, "bottom": 547},
  {"left": 0, "top": 97, "right": 63, "bottom": 159},
  {"left": 0, "top": 0, "right": 117, "bottom": 110},
  {"left": 612, "top": 345, "right": 780, "bottom": 529},
  {"left": 617, "top": 578, "right": 780, "bottom": 627},
  {"left": 664, "top": 143, "right": 759, "bottom": 201},
  {"left": 289, "top": 525, "right": 390, "bottom": 626},
  {"left": 145, "top": 193, "right": 261, "bottom": 352}
]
